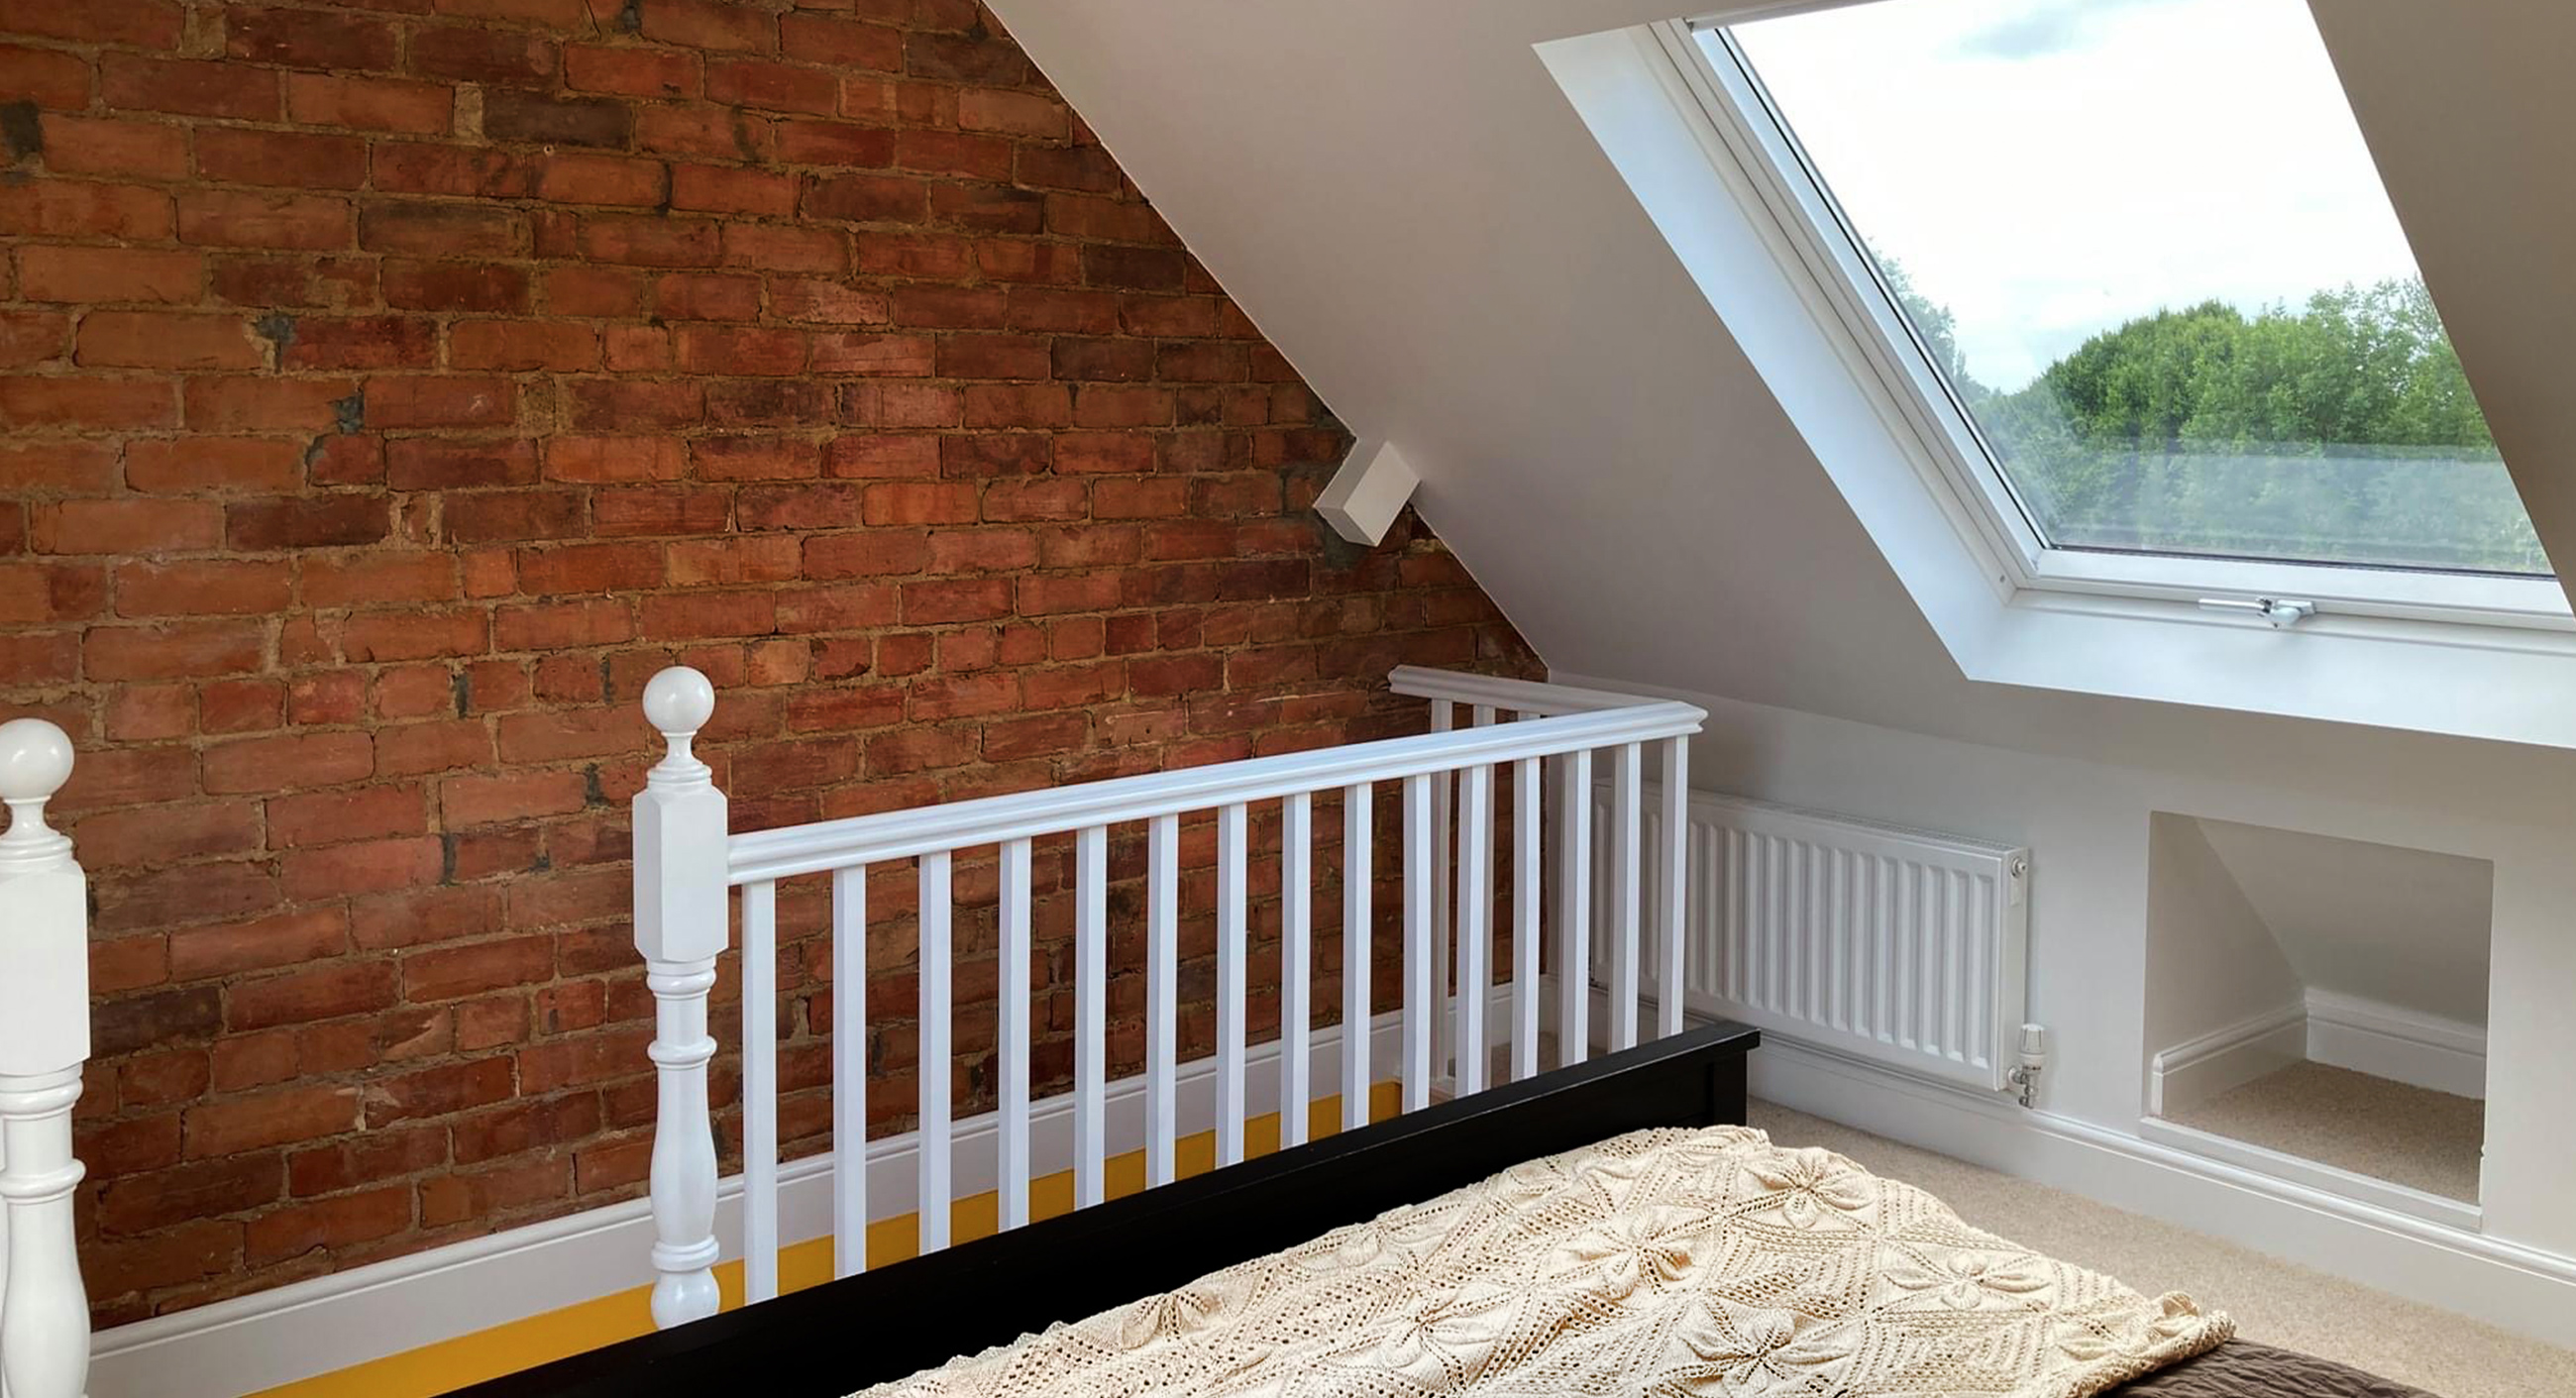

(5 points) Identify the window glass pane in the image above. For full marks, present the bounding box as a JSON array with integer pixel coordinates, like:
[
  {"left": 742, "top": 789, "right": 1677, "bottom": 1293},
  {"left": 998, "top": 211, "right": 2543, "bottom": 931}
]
[{"left": 1716, "top": 0, "right": 2548, "bottom": 577}]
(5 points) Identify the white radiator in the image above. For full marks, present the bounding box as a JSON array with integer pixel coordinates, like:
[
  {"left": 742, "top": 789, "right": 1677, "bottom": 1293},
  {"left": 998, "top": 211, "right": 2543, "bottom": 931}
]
[{"left": 1595, "top": 788, "right": 2030, "bottom": 1093}]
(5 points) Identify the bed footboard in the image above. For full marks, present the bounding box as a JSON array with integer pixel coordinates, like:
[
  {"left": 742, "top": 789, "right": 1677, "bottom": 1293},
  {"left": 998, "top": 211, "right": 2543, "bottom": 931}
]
[{"left": 449, "top": 1020, "right": 1756, "bottom": 1398}]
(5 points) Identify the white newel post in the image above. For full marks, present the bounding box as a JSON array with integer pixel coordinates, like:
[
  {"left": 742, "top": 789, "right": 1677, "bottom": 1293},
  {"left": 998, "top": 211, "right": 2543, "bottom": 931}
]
[
  {"left": 634, "top": 671, "right": 728, "bottom": 1331},
  {"left": 0, "top": 718, "right": 90, "bottom": 1398}
]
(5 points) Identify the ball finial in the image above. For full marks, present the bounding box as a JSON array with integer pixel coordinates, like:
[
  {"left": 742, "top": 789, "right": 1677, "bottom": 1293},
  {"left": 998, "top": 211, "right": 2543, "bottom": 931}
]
[
  {"left": 642, "top": 667, "right": 715, "bottom": 739},
  {"left": 0, "top": 717, "right": 74, "bottom": 805}
]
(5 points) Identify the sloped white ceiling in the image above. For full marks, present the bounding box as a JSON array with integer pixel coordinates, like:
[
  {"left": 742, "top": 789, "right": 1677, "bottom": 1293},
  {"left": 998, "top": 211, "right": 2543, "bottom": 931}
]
[
  {"left": 2194, "top": 817, "right": 2495, "bottom": 1026},
  {"left": 990, "top": 0, "right": 2576, "bottom": 819}
]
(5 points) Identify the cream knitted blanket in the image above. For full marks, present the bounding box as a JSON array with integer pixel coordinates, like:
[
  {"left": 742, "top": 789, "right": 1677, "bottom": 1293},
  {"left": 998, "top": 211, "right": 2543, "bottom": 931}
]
[{"left": 862, "top": 1126, "right": 2231, "bottom": 1397}]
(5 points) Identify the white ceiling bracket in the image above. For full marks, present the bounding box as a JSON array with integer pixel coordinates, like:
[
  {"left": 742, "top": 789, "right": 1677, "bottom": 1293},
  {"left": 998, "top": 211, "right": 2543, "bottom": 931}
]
[{"left": 1314, "top": 438, "right": 1420, "bottom": 547}]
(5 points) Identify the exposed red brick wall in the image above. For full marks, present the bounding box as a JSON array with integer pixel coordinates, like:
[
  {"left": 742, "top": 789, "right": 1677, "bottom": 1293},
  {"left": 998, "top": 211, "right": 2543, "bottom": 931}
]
[{"left": 0, "top": 0, "right": 1536, "bottom": 1325}]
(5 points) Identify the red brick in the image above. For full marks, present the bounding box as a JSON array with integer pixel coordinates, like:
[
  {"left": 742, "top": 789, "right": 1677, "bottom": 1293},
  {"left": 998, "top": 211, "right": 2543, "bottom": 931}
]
[
  {"left": 101, "top": 55, "right": 277, "bottom": 120},
  {"left": 96, "top": 1155, "right": 282, "bottom": 1236},
  {"left": 341, "top": 608, "right": 490, "bottom": 662},
  {"left": 959, "top": 88, "right": 1067, "bottom": 141},
  {"left": 401, "top": 935, "right": 554, "bottom": 1002},
  {"left": 33, "top": 498, "right": 221, "bottom": 554},
  {"left": 244, "top": 1185, "right": 411, "bottom": 1266},
  {"left": 18, "top": 246, "right": 202, "bottom": 304},
  {"left": 115, "top": 560, "right": 292, "bottom": 617},
  {"left": 638, "top": 0, "right": 774, "bottom": 54},
  {"left": 0, "top": 0, "right": 182, "bottom": 48},
  {"left": 780, "top": 13, "right": 899, "bottom": 69},
  {"left": 385, "top": 260, "right": 530, "bottom": 313},
  {"left": 484, "top": 89, "right": 631, "bottom": 149},
  {"left": 41, "top": 115, "right": 186, "bottom": 178},
  {"left": 536, "top": 153, "right": 665, "bottom": 207},
  {"left": 280, "top": 836, "right": 445, "bottom": 901},
  {"left": 358, "top": 201, "right": 524, "bottom": 257},
  {"left": 366, "top": 376, "right": 515, "bottom": 429},
  {"left": 226, "top": 495, "right": 390, "bottom": 550},
  {"left": 76, "top": 801, "right": 261, "bottom": 867},
  {"left": 408, "top": 24, "right": 557, "bottom": 86},
  {"left": 304, "top": 553, "right": 458, "bottom": 607},
  {"left": 204, "top": 731, "right": 375, "bottom": 795},
  {"left": 195, "top": 128, "right": 368, "bottom": 190},
  {"left": 670, "top": 162, "right": 796, "bottom": 217},
  {"left": 267, "top": 785, "right": 426, "bottom": 848},
  {"left": 177, "top": 189, "right": 352, "bottom": 251},
  {"left": 76, "top": 312, "right": 264, "bottom": 371},
  {"left": 284, "top": 73, "right": 454, "bottom": 134},
  {"left": 183, "top": 1085, "right": 363, "bottom": 1157},
  {"left": 169, "top": 909, "right": 350, "bottom": 980},
  {"left": 0, "top": 44, "right": 93, "bottom": 111},
  {"left": 706, "top": 57, "right": 836, "bottom": 115},
  {"left": 565, "top": 43, "right": 698, "bottom": 98},
  {"left": 281, "top": 315, "right": 440, "bottom": 371},
  {"left": 228, "top": 6, "right": 396, "bottom": 70},
  {"left": 0, "top": 376, "right": 173, "bottom": 429}
]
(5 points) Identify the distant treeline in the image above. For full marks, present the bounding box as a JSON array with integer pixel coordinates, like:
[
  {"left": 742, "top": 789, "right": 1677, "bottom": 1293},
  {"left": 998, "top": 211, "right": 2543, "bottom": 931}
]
[{"left": 1888, "top": 270, "right": 2542, "bottom": 574}]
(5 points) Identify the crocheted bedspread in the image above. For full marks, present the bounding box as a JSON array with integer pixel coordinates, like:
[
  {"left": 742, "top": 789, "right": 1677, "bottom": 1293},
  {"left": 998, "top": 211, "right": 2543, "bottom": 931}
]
[{"left": 859, "top": 1125, "right": 2231, "bottom": 1398}]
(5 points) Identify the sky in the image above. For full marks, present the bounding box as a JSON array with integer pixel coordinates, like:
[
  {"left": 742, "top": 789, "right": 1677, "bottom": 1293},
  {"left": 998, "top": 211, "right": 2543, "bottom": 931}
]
[{"left": 1720, "top": 0, "right": 2429, "bottom": 391}]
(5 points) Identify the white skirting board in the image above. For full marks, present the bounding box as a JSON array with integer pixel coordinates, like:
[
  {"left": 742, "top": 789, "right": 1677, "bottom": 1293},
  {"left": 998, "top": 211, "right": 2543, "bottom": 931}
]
[
  {"left": 2303, "top": 990, "right": 2488, "bottom": 1100},
  {"left": 2148, "top": 1002, "right": 2308, "bottom": 1117},
  {"left": 2149, "top": 993, "right": 2489, "bottom": 1117},
  {"left": 88, "top": 983, "right": 1529, "bottom": 1398},
  {"left": 1754, "top": 1032, "right": 2576, "bottom": 1348}
]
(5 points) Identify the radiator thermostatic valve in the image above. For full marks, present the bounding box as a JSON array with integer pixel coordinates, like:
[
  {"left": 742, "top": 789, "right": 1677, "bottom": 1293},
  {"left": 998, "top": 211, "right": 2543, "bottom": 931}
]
[{"left": 2006, "top": 1023, "right": 2046, "bottom": 1108}]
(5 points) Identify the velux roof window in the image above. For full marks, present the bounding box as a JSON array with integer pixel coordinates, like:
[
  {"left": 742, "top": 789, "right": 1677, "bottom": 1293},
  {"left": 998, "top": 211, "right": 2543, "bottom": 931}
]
[{"left": 1696, "top": 0, "right": 2550, "bottom": 592}]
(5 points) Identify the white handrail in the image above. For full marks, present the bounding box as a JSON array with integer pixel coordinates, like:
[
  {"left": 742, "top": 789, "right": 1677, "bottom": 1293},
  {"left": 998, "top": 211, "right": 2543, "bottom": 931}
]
[
  {"left": 635, "top": 665, "right": 1707, "bottom": 1331},
  {"left": 1387, "top": 666, "right": 1676, "bottom": 716},
  {"left": 726, "top": 695, "right": 1706, "bottom": 883},
  {"left": 0, "top": 717, "right": 92, "bottom": 1398}
]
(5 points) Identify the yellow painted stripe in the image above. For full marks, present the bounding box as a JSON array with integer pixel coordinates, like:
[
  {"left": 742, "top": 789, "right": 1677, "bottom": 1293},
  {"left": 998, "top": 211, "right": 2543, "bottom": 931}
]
[{"left": 255, "top": 1084, "right": 1403, "bottom": 1398}]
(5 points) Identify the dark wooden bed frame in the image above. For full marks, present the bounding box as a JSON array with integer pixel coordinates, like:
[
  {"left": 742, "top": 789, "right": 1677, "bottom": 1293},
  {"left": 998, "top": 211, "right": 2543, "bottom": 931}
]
[{"left": 448, "top": 1021, "right": 1761, "bottom": 1398}]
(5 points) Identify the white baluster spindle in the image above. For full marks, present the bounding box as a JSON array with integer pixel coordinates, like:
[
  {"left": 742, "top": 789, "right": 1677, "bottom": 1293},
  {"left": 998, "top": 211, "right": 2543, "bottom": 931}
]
[
  {"left": 997, "top": 839, "right": 1032, "bottom": 1230},
  {"left": 1609, "top": 741, "right": 1644, "bottom": 1051},
  {"left": 1453, "top": 761, "right": 1492, "bottom": 1096},
  {"left": 1074, "top": 826, "right": 1108, "bottom": 1207},
  {"left": 1659, "top": 737, "right": 1690, "bottom": 1039},
  {"left": 0, "top": 719, "right": 90, "bottom": 1398},
  {"left": 1341, "top": 783, "right": 1372, "bottom": 1131},
  {"left": 1556, "top": 748, "right": 1592, "bottom": 1067},
  {"left": 1279, "top": 793, "right": 1312, "bottom": 1147},
  {"left": 1427, "top": 700, "right": 1452, "bottom": 1087},
  {"left": 740, "top": 879, "right": 779, "bottom": 1304},
  {"left": 1145, "top": 814, "right": 1180, "bottom": 1187},
  {"left": 830, "top": 867, "right": 867, "bottom": 1279},
  {"left": 1400, "top": 773, "right": 1434, "bottom": 1112},
  {"left": 1511, "top": 755, "right": 1542, "bottom": 1081},
  {"left": 633, "top": 672, "right": 727, "bottom": 1332},
  {"left": 917, "top": 851, "right": 952, "bottom": 1253},
  {"left": 1215, "top": 804, "right": 1249, "bottom": 1166}
]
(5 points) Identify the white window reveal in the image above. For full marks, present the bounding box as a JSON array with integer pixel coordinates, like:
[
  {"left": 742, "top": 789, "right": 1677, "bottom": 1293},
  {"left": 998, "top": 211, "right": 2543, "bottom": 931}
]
[{"left": 1681, "top": 0, "right": 2560, "bottom": 626}]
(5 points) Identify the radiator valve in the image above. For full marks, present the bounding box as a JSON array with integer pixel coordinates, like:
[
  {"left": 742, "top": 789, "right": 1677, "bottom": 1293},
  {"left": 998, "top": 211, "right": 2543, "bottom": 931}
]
[{"left": 2006, "top": 1023, "right": 2046, "bottom": 1108}]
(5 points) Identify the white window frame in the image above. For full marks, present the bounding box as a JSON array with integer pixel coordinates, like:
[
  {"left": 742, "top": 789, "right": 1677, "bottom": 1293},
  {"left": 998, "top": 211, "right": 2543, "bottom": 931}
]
[{"left": 1659, "top": 13, "right": 2573, "bottom": 632}]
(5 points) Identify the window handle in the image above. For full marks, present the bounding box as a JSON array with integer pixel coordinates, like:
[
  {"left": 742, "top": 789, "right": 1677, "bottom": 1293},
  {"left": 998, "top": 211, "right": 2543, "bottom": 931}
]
[{"left": 2198, "top": 596, "right": 2316, "bottom": 628}]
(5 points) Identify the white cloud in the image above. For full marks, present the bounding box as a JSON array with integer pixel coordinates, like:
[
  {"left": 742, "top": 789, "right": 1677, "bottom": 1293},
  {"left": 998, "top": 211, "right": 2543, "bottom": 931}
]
[{"left": 1722, "top": 0, "right": 2425, "bottom": 389}]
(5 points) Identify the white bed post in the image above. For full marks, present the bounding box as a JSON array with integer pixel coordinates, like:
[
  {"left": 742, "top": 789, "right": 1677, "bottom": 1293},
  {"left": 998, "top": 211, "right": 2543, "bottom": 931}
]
[
  {"left": 0, "top": 718, "right": 91, "bottom": 1398},
  {"left": 634, "top": 670, "right": 727, "bottom": 1331}
]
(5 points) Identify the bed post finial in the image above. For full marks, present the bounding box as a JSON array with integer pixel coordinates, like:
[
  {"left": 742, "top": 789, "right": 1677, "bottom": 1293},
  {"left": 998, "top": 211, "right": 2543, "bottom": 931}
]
[
  {"left": 0, "top": 717, "right": 93, "bottom": 1398},
  {"left": 633, "top": 670, "right": 727, "bottom": 1331}
]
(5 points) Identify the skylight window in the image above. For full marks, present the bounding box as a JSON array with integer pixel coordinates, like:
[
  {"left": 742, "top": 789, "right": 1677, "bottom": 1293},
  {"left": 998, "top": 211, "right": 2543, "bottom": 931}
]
[{"left": 1704, "top": 0, "right": 2549, "bottom": 582}]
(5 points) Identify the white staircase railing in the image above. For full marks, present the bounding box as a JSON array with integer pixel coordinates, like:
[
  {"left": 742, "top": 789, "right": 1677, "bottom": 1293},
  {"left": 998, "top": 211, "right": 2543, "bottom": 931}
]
[
  {"left": 632, "top": 665, "right": 1705, "bottom": 1325},
  {"left": 0, "top": 718, "right": 93, "bottom": 1398}
]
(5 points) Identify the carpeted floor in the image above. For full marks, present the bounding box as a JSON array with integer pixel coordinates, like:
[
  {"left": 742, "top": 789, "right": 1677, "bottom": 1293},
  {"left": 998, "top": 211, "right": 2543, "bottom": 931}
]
[
  {"left": 2165, "top": 1061, "right": 2484, "bottom": 1203},
  {"left": 1753, "top": 1101, "right": 2576, "bottom": 1398}
]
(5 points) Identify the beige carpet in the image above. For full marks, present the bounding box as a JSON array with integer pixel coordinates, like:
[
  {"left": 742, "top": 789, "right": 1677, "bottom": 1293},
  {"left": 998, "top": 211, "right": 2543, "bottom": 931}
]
[
  {"left": 1753, "top": 1101, "right": 2576, "bottom": 1398},
  {"left": 2166, "top": 1061, "right": 2484, "bottom": 1203}
]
